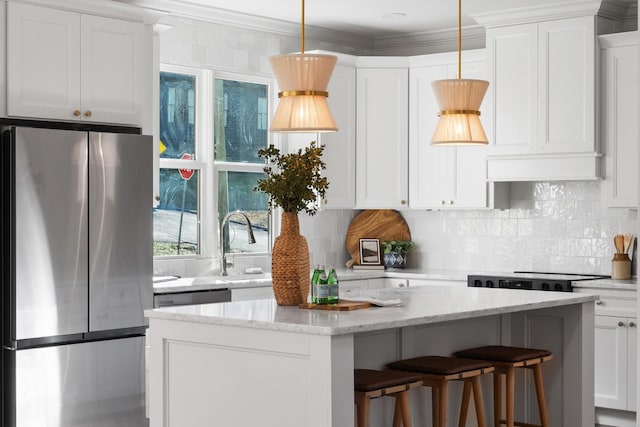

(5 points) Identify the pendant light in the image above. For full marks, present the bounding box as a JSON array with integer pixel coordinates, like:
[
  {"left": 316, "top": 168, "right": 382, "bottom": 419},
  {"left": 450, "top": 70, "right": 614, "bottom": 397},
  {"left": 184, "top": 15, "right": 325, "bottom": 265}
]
[
  {"left": 431, "top": 0, "right": 489, "bottom": 145},
  {"left": 269, "top": 0, "right": 338, "bottom": 132}
]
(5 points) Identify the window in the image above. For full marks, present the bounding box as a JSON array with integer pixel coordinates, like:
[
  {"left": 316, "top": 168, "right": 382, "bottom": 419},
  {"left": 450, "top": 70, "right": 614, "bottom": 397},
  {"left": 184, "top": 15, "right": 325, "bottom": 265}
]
[{"left": 154, "top": 65, "right": 272, "bottom": 259}]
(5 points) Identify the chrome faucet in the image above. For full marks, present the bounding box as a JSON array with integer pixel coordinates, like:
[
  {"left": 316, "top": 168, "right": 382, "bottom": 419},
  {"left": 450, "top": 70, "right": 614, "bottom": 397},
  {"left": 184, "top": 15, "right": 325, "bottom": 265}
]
[{"left": 220, "top": 210, "right": 256, "bottom": 276}]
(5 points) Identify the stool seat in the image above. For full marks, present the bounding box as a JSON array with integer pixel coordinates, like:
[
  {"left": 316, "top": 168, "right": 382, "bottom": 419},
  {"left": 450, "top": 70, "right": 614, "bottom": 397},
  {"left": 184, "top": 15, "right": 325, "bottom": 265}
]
[
  {"left": 454, "top": 345, "right": 551, "bottom": 364},
  {"left": 354, "top": 369, "right": 422, "bottom": 393},
  {"left": 388, "top": 356, "right": 495, "bottom": 427},
  {"left": 354, "top": 369, "right": 422, "bottom": 427},
  {"left": 454, "top": 345, "right": 553, "bottom": 427},
  {"left": 388, "top": 355, "right": 494, "bottom": 377}
]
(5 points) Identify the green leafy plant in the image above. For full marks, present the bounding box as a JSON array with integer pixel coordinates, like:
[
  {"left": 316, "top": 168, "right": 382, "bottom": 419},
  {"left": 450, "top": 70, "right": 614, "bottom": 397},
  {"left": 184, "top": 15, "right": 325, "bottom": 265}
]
[
  {"left": 254, "top": 141, "right": 329, "bottom": 215},
  {"left": 381, "top": 240, "right": 415, "bottom": 255}
]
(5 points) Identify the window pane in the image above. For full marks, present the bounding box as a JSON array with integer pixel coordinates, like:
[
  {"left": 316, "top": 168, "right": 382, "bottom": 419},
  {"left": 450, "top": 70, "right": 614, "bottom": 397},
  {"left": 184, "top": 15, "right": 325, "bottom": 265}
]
[
  {"left": 160, "top": 72, "right": 196, "bottom": 159},
  {"left": 218, "top": 171, "right": 268, "bottom": 254},
  {"left": 154, "top": 169, "right": 200, "bottom": 256},
  {"left": 214, "top": 79, "right": 268, "bottom": 163}
]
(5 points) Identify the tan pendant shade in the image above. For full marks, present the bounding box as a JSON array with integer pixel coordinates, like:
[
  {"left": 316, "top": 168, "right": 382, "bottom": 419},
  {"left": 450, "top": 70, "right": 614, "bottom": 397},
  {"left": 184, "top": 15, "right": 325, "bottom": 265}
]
[
  {"left": 269, "top": 53, "right": 338, "bottom": 132},
  {"left": 431, "top": 78, "right": 489, "bottom": 146}
]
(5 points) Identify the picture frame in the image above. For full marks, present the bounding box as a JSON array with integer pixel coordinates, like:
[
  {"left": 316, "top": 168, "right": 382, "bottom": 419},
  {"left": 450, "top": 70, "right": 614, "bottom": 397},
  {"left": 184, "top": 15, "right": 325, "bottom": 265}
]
[{"left": 359, "top": 238, "right": 381, "bottom": 265}]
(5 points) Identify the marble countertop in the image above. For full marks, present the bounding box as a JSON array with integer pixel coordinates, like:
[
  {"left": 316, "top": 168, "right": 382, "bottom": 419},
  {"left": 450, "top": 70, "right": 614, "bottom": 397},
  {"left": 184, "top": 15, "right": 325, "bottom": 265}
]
[
  {"left": 572, "top": 278, "right": 637, "bottom": 291},
  {"left": 153, "top": 269, "right": 637, "bottom": 294},
  {"left": 145, "top": 286, "right": 597, "bottom": 336}
]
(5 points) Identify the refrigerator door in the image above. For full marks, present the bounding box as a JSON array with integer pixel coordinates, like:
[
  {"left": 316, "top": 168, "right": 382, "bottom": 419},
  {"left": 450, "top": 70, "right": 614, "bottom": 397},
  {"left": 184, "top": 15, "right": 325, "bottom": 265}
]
[
  {"left": 88, "top": 132, "right": 152, "bottom": 332},
  {"left": 9, "top": 336, "right": 146, "bottom": 427},
  {"left": 13, "top": 127, "right": 89, "bottom": 341}
]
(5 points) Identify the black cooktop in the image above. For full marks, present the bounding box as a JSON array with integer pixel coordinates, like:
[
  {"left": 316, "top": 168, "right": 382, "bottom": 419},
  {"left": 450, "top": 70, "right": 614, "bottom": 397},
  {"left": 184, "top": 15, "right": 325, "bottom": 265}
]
[{"left": 467, "top": 271, "right": 609, "bottom": 292}]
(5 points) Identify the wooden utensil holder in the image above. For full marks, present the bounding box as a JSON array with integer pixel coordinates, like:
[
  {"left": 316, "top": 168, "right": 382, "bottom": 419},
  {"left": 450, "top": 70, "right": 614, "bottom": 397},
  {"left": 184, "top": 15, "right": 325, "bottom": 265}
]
[{"left": 612, "top": 254, "right": 631, "bottom": 280}]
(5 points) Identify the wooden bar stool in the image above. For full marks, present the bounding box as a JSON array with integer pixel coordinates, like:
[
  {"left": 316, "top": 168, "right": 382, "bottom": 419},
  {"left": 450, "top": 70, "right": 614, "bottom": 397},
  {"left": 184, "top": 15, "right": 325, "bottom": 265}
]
[
  {"left": 387, "top": 356, "right": 495, "bottom": 427},
  {"left": 354, "top": 369, "right": 423, "bottom": 427},
  {"left": 454, "top": 345, "right": 553, "bottom": 427}
]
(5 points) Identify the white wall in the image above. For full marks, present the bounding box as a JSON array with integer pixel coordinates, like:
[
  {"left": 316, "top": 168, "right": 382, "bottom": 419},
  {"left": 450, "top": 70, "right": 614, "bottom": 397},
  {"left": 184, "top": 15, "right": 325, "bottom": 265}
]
[{"left": 302, "top": 181, "right": 637, "bottom": 276}]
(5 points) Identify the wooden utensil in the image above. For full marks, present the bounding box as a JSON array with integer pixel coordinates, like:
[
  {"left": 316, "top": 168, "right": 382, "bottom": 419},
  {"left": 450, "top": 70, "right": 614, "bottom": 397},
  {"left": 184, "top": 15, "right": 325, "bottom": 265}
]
[
  {"left": 623, "top": 233, "right": 633, "bottom": 254},
  {"left": 614, "top": 234, "right": 624, "bottom": 254},
  {"left": 344, "top": 210, "right": 411, "bottom": 267}
]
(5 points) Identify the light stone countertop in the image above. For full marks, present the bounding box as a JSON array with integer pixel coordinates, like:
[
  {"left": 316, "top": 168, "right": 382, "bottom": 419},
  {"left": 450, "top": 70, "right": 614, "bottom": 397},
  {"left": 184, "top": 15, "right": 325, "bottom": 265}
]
[
  {"left": 572, "top": 278, "right": 637, "bottom": 291},
  {"left": 145, "top": 286, "right": 597, "bottom": 336},
  {"left": 153, "top": 269, "right": 637, "bottom": 294}
]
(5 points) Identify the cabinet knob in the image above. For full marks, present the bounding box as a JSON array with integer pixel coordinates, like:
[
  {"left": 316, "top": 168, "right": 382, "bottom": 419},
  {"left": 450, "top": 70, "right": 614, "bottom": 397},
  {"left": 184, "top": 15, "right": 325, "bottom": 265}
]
[
  {"left": 85, "top": 111, "right": 92, "bottom": 118},
  {"left": 618, "top": 321, "right": 625, "bottom": 327},
  {"left": 440, "top": 200, "right": 445, "bottom": 205},
  {"left": 401, "top": 200, "right": 407, "bottom": 205},
  {"left": 595, "top": 300, "right": 603, "bottom": 305},
  {"left": 73, "top": 110, "right": 81, "bottom": 117},
  {"left": 630, "top": 322, "right": 636, "bottom": 328},
  {"left": 448, "top": 200, "right": 454, "bottom": 205}
]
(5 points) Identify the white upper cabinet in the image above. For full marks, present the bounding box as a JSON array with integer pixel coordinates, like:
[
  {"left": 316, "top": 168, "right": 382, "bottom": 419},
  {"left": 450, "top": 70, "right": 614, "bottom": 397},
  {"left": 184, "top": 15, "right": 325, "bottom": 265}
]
[
  {"left": 7, "top": 2, "right": 149, "bottom": 126},
  {"left": 355, "top": 60, "right": 409, "bottom": 209},
  {"left": 481, "top": 15, "right": 604, "bottom": 181},
  {"left": 408, "top": 51, "right": 500, "bottom": 209},
  {"left": 600, "top": 32, "right": 638, "bottom": 208},
  {"left": 285, "top": 54, "right": 357, "bottom": 209}
]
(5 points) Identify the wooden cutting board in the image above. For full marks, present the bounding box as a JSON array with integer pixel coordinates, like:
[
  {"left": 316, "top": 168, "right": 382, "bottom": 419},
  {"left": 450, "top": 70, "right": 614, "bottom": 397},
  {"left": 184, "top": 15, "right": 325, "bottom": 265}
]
[
  {"left": 345, "top": 210, "right": 411, "bottom": 267},
  {"left": 298, "top": 301, "right": 372, "bottom": 311}
]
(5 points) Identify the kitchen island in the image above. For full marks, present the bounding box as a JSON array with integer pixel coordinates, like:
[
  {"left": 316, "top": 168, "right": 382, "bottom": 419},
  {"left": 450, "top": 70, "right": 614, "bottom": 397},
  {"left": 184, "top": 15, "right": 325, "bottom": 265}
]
[{"left": 146, "top": 286, "right": 596, "bottom": 427}]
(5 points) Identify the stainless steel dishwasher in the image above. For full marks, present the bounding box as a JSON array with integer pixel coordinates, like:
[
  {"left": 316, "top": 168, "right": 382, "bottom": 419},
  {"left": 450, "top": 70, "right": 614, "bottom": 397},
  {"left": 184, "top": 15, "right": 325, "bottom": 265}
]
[{"left": 153, "top": 288, "right": 232, "bottom": 308}]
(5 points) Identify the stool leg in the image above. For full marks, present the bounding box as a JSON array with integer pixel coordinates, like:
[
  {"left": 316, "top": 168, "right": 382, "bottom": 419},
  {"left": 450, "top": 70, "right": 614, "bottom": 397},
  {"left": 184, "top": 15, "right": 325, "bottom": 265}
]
[
  {"left": 459, "top": 380, "right": 472, "bottom": 427},
  {"left": 394, "top": 391, "right": 412, "bottom": 427},
  {"left": 505, "top": 368, "right": 515, "bottom": 427},
  {"left": 356, "top": 393, "right": 370, "bottom": 427},
  {"left": 532, "top": 365, "right": 550, "bottom": 427},
  {"left": 471, "top": 376, "right": 487, "bottom": 427},
  {"left": 493, "top": 372, "right": 502, "bottom": 427},
  {"left": 439, "top": 380, "right": 448, "bottom": 427},
  {"left": 432, "top": 385, "right": 441, "bottom": 427}
]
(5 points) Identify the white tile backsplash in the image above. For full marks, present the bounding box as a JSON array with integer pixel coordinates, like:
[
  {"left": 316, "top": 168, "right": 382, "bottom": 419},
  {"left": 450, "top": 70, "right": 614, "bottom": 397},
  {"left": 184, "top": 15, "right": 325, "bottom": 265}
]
[{"left": 300, "top": 181, "right": 637, "bottom": 276}]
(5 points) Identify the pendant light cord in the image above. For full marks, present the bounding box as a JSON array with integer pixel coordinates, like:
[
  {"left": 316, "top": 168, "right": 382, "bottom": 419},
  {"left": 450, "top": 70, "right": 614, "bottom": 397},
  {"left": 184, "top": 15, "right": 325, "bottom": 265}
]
[
  {"left": 457, "top": 0, "right": 461, "bottom": 80},
  {"left": 301, "top": 0, "right": 305, "bottom": 54}
]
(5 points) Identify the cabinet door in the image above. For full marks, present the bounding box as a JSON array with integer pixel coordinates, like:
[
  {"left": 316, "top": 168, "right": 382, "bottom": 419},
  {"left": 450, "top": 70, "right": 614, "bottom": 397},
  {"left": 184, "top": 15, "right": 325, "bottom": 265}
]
[
  {"left": 409, "top": 57, "right": 489, "bottom": 209},
  {"left": 602, "top": 43, "right": 638, "bottom": 208},
  {"left": 320, "top": 64, "right": 356, "bottom": 209},
  {"left": 628, "top": 319, "right": 637, "bottom": 411},
  {"left": 356, "top": 68, "right": 409, "bottom": 208},
  {"left": 538, "top": 17, "right": 595, "bottom": 154},
  {"left": 486, "top": 23, "right": 538, "bottom": 155},
  {"left": 594, "top": 315, "right": 628, "bottom": 410},
  {"left": 7, "top": 2, "right": 81, "bottom": 121},
  {"left": 81, "top": 14, "right": 147, "bottom": 125},
  {"left": 409, "top": 63, "right": 455, "bottom": 208}
]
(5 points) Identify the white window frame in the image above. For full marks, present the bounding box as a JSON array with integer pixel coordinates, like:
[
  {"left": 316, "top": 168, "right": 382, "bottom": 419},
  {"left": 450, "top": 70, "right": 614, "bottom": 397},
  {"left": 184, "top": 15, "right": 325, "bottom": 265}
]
[{"left": 155, "top": 64, "right": 278, "bottom": 268}]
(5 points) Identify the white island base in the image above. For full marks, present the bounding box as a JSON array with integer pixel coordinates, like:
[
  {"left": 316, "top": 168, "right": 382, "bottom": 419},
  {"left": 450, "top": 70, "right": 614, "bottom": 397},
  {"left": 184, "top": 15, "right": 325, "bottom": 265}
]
[{"left": 146, "top": 286, "right": 596, "bottom": 427}]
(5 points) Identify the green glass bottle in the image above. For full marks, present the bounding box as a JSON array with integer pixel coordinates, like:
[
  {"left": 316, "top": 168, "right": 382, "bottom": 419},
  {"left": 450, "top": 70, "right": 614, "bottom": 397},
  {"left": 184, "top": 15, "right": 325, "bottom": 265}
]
[
  {"left": 327, "top": 266, "right": 339, "bottom": 304},
  {"left": 314, "top": 265, "right": 329, "bottom": 304},
  {"left": 310, "top": 265, "right": 321, "bottom": 303}
]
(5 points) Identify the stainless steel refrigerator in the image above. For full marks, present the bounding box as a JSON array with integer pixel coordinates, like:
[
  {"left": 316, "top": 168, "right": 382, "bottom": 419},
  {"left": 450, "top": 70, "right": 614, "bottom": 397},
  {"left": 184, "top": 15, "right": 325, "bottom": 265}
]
[{"left": 1, "top": 125, "right": 152, "bottom": 426}]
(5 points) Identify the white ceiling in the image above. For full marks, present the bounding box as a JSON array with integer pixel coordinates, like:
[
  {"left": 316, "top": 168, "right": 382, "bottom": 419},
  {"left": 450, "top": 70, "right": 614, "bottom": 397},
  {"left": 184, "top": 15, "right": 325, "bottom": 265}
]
[{"left": 126, "top": 0, "right": 634, "bottom": 38}]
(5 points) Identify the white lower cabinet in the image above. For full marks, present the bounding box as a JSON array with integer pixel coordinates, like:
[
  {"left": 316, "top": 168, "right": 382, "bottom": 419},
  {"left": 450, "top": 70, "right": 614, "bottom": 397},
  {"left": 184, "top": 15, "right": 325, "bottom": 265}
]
[
  {"left": 575, "top": 286, "right": 637, "bottom": 426},
  {"left": 594, "top": 315, "right": 637, "bottom": 411},
  {"left": 231, "top": 286, "right": 274, "bottom": 302}
]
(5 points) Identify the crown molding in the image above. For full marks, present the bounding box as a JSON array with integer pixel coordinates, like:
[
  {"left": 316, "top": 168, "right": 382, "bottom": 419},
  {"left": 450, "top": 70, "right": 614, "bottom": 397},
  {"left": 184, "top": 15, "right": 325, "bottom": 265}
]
[
  {"left": 115, "top": 0, "right": 373, "bottom": 51},
  {"left": 374, "top": 25, "right": 485, "bottom": 56},
  {"left": 8, "top": 0, "right": 165, "bottom": 23},
  {"left": 472, "top": 0, "right": 631, "bottom": 28}
]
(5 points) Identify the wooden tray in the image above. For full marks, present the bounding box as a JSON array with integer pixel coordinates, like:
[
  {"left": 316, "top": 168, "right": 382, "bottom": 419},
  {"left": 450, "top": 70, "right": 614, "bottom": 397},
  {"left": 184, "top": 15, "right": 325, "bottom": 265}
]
[
  {"left": 298, "top": 301, "right": 372, "bottom": 311},
  {"left": 345, "top": 210, "right": 411, "bottom": 267}
]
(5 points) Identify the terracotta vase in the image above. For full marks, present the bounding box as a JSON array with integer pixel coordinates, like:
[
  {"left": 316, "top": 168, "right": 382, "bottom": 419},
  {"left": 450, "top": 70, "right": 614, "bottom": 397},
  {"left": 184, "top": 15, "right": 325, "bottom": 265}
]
[{"left": 271, "top": 212, "right": 310, "bottom": 305}]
